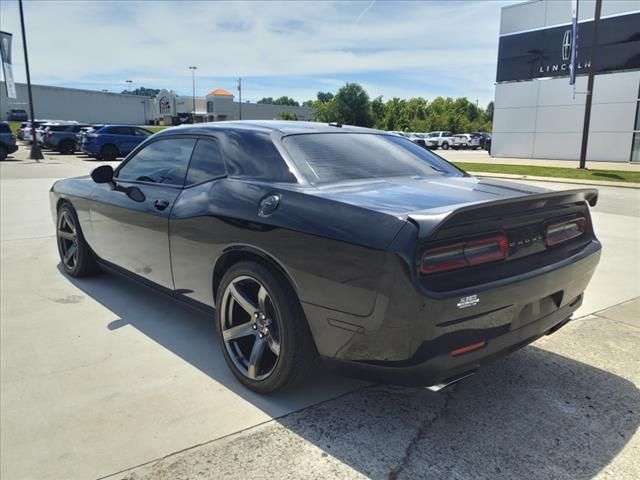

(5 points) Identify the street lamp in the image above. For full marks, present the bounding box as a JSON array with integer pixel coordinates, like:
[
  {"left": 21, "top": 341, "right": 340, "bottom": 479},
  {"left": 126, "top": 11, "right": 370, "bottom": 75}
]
[
  {"left": 125, "top": 79, "right": 132, "bottom": 92},
  {"left": 189, "top": 66, "right": 197, "bottom": 123}
]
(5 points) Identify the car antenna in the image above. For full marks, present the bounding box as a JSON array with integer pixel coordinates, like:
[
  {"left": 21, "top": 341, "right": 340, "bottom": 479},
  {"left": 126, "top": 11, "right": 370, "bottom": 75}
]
[{"left": 328, "top": 122, "right": 342, "bottom": 128}]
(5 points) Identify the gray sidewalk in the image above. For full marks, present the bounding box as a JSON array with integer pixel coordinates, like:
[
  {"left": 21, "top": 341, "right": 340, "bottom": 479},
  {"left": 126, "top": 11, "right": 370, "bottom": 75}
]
[{"left": 440, "top": 149, "right": 640, "bottom": 172}]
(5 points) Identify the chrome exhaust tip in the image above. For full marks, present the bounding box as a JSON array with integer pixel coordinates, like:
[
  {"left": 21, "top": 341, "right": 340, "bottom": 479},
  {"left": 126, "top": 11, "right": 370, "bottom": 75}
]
[{"left": 425, "top": 371, "right": 476, "bottom": 392}]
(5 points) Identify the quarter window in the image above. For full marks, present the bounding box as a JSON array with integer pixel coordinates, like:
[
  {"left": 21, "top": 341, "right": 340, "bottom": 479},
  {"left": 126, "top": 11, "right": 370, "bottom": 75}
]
[
  {"left": 186, "top": 138, "right": 226, "bottom": 186},
  {"left": 117, "top": 138, "right": 196, "bottom": 186}
]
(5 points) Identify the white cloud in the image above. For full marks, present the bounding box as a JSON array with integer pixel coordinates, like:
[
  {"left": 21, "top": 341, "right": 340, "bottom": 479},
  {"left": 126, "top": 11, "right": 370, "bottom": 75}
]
[{"left": 0, "top": 0, "right": 515, "bottom": 105}]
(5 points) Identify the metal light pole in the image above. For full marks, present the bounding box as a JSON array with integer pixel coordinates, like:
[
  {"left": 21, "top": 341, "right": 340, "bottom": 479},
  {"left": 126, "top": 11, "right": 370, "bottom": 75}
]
[
  {"left": 125, "top": 79, "right": 132, "bottom": 92},
  {"left": 238, "top": 77, "right": 242, "bottom": 120},
  {"left": 578, "top": 0, "right": 602, "bottom": 170},
  {"left": 189, "top": 66, "right": 197, "bottom": 123},
  {"left": 18, "top": 0, "right": 42, "bottom": 160}
]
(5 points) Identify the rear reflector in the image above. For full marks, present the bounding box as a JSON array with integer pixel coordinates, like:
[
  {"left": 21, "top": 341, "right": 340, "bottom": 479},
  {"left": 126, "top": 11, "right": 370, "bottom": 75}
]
[
  {"left": 546, "top": 217, "right": 586, "bottom": 247},
  {"left": 451, "top": 340, "right": 486, "bottom": 357},
  {"left": 421, "top": 235, "right": 508, "bottom": 274}
]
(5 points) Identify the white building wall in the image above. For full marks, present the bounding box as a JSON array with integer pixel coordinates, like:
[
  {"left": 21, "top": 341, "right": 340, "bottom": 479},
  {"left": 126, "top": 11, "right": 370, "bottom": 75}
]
[
  {"left": 493, "top": 0, "right": 640, "bottom": 162},
  {"left": 1, "top": 82, "right": 151, "bottom": 124}
]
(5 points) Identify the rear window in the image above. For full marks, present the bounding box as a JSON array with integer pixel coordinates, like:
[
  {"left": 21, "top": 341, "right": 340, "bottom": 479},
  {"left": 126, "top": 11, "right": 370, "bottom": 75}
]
[
  {"left": 0, "top": 123, "right": 11, "bottom": 133},
  {"left": 282, "top": 133, "right": 462, "bottom": 185}
]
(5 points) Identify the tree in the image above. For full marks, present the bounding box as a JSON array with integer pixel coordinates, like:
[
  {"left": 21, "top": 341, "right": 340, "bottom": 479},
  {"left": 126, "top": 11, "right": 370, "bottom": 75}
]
[
  {"left": 316, "top": 91, "right": 334, "bottom": 103},
  {"left": 485, "top": 101, "right": 494, "bottom": 122},
  {"left": 121, "top": 87, "right": 160, "bottom": 97},
  {"left": 276, "top": 111, "right": 299, "bottom": 120},
  {"left": 329, "top": 83, "right": 373, "bottom": 127},
  {"left": 257, "top": 96, "right": 299, "bottom": 106}
]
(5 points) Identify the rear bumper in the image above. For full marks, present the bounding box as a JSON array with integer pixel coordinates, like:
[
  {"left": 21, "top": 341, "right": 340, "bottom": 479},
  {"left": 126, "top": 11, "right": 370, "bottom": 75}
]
[
  {"left": 322, "top": 297, "right": 578, "bottom": 386},
  {"left": 6, "top": 144, "right": 18, "bottom": 154},
  {"left": 305, "top": 240, "right": 601, "bottom": 386}
]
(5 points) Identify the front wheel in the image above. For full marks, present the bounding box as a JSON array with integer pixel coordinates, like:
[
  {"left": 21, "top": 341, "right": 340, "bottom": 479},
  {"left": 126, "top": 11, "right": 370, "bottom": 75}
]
[
  {"left": 56, "top": 204, "right": 100, "bottom": 277},
  {"left": 216, "top": 261, "right": 316, "bottom": 393}
]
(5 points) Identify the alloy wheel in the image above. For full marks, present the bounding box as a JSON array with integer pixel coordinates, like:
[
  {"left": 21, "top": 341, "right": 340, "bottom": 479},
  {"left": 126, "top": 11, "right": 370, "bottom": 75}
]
[
  {"left": 57, "top": 210, "right": 79, "bottom": 269},
  {"left": 220, "top": 276, "right": 282, "bottom": 381}
]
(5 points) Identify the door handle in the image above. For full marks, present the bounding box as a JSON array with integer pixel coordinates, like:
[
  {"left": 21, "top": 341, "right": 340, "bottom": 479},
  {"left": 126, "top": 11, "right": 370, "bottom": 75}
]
[{"left": 154, "top": 199, "right": 170, "bottom": 211}]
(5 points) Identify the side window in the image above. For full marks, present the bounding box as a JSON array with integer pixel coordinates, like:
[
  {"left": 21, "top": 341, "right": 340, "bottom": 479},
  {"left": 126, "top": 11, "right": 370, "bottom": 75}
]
[
  {"left": 222, "top": 130, "right": 296, "bottom": 182},
  {"left": 117, "top": 138, "right": 196, "bottom": 186},
  {"left": 186, "top": 138, "right": 226, "bottom": 186},
  {"left": 134, "top": 127, "right": 151, "bottom": 137}
]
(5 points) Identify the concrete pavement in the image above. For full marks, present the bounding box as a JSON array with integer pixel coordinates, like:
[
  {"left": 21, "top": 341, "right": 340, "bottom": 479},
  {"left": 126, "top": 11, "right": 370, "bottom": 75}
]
[{"left": 1, "top": 147, "right": 639, "bottom": 479}]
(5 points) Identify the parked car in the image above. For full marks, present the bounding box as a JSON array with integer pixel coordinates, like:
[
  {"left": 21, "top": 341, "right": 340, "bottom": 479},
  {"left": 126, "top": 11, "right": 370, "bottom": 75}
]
[
  {"left": 80, "top": 125, "right": 153, "bottom": 160},
  {"left": 452, "top": 134, "right": 481, "bottom": 150},
  {"left": 471, "top": 132, "right": 492, "bottom": 150},
  {"left": 16, "top": 122, "right": 28, "bottom": 140},
  {"left": 40, "top": 124, "right": 93, "bottom": 153},
  {"left": 75, "top": 125, "right": 104, "bottom": 151},
  {"left": 22, "top": 120, "right": 51, "bottom": 142},
  {"left": 0, "top": 122, "right": 19, "bottom": 161},
  {"left": 7, "top": 109, "right": 28, "bottom": 121},
  {"left": 406, "top": 132, "right": 428, "bottom": 148},
  {"left": 425, "top": 131, "right": 454, "bottom": 150},
  {"left": 50, "top": 121, "right": 601, "bottom": 393}
]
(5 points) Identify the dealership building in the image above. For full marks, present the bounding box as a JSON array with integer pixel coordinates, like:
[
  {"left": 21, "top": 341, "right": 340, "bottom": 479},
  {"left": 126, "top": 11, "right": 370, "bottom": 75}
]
[
  {"left": 492, "top": 0, "right": 640, "bottom": 163},
  {"left": 0, "top": 83, "right": 314, "bottom": 125}
]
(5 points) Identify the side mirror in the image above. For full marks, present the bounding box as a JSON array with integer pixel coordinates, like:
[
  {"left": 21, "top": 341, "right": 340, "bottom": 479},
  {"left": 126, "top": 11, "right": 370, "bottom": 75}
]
[{"left": 91, "top": 165, "right": 114, "bottom": 184}]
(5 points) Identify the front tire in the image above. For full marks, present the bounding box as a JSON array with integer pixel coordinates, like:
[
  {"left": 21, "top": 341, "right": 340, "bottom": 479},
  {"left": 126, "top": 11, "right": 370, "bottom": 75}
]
[
  {"left": 216, "top": 261, "right": 316, "bottom": 393},
  {"left": 56, "top": 203, "right": 100, "bottom": 277}
]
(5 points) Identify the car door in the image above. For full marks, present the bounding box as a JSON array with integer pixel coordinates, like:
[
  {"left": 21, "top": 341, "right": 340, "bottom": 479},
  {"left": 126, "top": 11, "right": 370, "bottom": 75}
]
[
  {"left": 118, "top": 126, "right": 139, "bottom": 155},
  {"left": 88, "top": 137, "right": 196, "bottom": 288},
  {"left": 169, "top": 137, "right": 227, "bottom": 305}
]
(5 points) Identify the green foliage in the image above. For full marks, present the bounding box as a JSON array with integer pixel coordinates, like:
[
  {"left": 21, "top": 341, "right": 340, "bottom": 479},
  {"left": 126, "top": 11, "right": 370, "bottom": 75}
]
[
  {"left": 257, "top": 96, "right": 300, "bottom": 106},
  {"left": 121, "top": 87, "right": 160, "bottom": 97},
  {"left": 276, "top": 111, "right": 299, "bottom": 121},
  {"left": 304, "top": 82, "right": 493, "bottom": 133}
]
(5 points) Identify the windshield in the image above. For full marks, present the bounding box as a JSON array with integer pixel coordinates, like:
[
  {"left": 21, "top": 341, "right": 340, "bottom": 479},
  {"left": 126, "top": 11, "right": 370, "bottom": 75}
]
[{"left": 282, "top": 132, "right": 463, "bottom": 185}]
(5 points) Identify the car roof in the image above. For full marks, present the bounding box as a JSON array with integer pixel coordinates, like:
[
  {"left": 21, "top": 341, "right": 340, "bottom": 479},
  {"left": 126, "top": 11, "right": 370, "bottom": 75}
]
[{"left": 156, "top": 120, "right": 378, "bottom": 137}]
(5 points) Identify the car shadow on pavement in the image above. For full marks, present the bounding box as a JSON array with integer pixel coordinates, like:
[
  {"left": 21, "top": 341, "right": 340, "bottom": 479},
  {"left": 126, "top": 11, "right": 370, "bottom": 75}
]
[{"left": 60, "top": 265, "right": 640, "bottom": 479}]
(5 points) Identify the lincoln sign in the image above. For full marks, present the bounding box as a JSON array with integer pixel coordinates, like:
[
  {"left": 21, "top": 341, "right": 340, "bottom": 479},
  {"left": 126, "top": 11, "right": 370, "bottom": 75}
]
[{"left": 496, "top": 12, "right": 640, "bottom": 83}]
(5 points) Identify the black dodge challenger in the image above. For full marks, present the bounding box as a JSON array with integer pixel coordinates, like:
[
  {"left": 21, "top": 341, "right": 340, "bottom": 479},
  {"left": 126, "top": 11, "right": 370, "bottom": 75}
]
[{"left": 50, "top": 121, "right": 601, "bottom": 393}]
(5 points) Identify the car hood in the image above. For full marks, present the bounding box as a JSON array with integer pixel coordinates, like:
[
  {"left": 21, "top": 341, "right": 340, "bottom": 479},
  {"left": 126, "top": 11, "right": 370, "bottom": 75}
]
[{"left": 308, "top": 175, "right": 549, "bottom": 217}]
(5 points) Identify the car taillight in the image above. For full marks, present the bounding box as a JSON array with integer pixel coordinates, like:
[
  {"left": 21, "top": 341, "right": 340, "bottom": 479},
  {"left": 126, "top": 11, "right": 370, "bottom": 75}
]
[
  {"left": 420, "top": 234, "right": 508, "bottom": 274},
  {"left": 546, "top": 217, "right": 586, "bottom": 247}
]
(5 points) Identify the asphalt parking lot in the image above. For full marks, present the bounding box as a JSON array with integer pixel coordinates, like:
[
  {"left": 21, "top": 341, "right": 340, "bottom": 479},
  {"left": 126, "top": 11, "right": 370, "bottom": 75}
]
[{"left": 1, "top": 145, "right": 639, "bottom": 480}]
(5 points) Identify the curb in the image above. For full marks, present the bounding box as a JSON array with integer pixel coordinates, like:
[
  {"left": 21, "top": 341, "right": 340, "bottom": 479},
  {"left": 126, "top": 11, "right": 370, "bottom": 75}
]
[{"left": 468, "top": 171, "right": 640, "bottom": 189}]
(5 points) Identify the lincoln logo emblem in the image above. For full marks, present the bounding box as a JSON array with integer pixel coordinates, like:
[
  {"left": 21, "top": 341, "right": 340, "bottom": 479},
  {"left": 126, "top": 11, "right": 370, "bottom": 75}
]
[{"left": 562, "top": 29, "right": 572, "bottom": 61}]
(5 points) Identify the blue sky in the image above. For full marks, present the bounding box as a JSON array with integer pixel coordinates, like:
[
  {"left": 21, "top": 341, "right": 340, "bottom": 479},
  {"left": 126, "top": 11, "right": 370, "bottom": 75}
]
[{"left": 0, "top": 0, "right": 516, "bottom": 107}]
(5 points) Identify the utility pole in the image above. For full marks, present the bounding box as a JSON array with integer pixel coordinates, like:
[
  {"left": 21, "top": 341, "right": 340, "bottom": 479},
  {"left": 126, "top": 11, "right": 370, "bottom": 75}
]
[
  {"left": 189, "top": 66, "right": 197, "bottom": 123},
  {"left": 238, "top": 77, "right": 242, "bottom": 120},
  {"left": 578, "top": 0, "right": 602, "bottom": 170},
  {"left": 18, "top": 0, "right": 42, "bottom": 160},
  {"left": 125, "top": 79, "right": 132, "bottom": 91}
]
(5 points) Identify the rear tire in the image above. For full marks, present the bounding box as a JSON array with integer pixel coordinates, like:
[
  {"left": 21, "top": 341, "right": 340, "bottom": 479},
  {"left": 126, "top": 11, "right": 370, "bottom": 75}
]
[
  {"left": 100, "top": 144, "right": 119, "bottom": 161},
  {"left": 216, "top": 261, "right": 316, "bottom": 393},
  {"left": 56, "top": 203, "right": 100, "bottom": 277},
  {"left": 58, "top": 139, "right": 76, "bottom": 154},
  {"left": 441, "top": 142, "right": 449, "bottom": 150},
  {"left": 0, "top": 145, "right": 7, "bottom": 161}
]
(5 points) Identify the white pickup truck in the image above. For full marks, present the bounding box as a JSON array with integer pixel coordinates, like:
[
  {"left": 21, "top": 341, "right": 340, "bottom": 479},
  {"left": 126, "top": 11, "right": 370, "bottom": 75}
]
[{"left": 424, "top": 131, "right": 454, "bottom": 150}]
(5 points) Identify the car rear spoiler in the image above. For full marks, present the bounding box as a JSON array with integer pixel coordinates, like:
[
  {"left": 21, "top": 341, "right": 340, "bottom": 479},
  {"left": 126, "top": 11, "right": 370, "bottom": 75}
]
[{"left": 407, "top": 188, "right": 598, "bottom": 239}]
